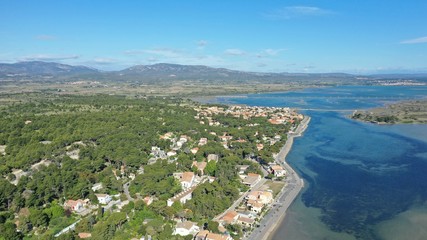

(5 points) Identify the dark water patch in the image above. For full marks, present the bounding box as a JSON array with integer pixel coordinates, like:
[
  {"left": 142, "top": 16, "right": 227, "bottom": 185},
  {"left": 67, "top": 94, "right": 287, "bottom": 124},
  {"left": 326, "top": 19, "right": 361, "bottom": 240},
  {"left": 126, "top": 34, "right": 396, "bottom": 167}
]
[{"left": 301, "top": 137, "right": 427, "bottom": 239}]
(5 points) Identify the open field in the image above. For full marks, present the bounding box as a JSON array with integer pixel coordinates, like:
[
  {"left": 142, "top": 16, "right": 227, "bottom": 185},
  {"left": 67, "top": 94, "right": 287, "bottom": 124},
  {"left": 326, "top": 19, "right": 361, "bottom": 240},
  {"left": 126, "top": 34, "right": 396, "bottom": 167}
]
[
  {"left": 0, "top": 81, "right": 318, "bottom": 97},
  {"left": 264, "top": 180, "right": 286, "bottom": 197}
]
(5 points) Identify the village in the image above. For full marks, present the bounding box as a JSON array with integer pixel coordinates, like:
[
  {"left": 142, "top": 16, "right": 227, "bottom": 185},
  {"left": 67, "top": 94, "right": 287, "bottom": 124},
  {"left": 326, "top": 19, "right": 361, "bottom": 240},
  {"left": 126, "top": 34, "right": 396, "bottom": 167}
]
[
  {"left": 3, "top": 104, "right": 302, "bottom": 240},
  {"left": 48, "top": 105, "right": 302, "bottom": 239}
]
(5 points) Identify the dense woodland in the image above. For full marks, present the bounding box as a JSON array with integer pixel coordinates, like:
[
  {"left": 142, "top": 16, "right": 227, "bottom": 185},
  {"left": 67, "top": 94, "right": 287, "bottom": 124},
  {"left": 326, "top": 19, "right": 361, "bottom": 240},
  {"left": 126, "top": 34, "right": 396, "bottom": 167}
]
[{"left": 0, "top": 93, "right": 292, "bottom": 239}]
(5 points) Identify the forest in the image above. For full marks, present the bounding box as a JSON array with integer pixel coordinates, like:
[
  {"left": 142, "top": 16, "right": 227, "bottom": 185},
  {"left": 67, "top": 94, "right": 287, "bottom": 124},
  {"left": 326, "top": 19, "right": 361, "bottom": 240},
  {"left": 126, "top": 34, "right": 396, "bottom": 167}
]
[{"left": 0, "top": 93, "right": 292, "bottom": 239}]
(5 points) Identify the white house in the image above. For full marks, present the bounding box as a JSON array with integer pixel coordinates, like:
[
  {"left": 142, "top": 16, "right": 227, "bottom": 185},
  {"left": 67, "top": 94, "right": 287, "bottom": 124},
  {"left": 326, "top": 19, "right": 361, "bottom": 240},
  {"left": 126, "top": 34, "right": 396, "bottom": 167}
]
[
  {"left": 270, "top": 165, "right": 286, "bottom": 177},
  {"left": 64, "top": 199, "right": 89, "bottom": 212},
  {"left": 173, "top": 221, "right": 200, "bottom": 236},
  {"left": 174, "top": 172, "right": 195, "bottom": 189},
  {"left": 91, "top": 183, "right": 103, "bottom": 192},
  {"left": 95, "top": 194, "right": 112, "bottom": 205}
]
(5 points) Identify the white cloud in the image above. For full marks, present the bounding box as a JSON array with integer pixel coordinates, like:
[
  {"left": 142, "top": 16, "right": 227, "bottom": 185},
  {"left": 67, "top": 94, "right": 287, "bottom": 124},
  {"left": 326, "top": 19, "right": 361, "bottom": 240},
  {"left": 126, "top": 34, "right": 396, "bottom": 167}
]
[
  {"left": 400, "top": 36, "right": 427, "bottom": 44},
  {"left": 21, "top": 54, "right": 79, "bottom": 61},
  {"left": 224, "top": 48, "right": 246, "bottom": 56},
  {"left": 264, "top": 6, "right": 333, "bottom": 20}
]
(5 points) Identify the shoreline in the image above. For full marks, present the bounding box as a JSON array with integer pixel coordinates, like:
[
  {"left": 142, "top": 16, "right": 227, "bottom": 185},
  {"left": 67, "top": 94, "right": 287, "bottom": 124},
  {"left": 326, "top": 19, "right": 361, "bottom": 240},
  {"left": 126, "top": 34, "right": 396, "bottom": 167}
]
[{"left": 246, "top": 116, "right": 310, "bottom": 240}]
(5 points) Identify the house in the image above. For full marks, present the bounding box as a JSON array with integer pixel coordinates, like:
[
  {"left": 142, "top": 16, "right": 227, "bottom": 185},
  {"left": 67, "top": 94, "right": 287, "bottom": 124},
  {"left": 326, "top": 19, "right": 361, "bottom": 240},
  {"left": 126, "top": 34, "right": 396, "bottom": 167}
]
[
  {"left": 247, "top": 191, "right": 273, "bottom": 205},
  {"left": 64, "top": 199, "right": 88, "bottom": 212},
  {"left": 195, "top": 230, "right": 210, "bottom": 240},
  {"left": 207, "top": 154, "right": 219, "bottom": 162},
  {"left": 206, "top": 232, "right": 233, "bottom": 240},
  {"left": 270, "top": 165, "right": 286, "bottom": 177},
  {"left": 143, "top": 196, "right": 154, "bottom": 206},
  {"left": 242, "top": 173, "right": 261, "bottom": 187},
  {"left": 78, "top": 232, "right": 92, "bottom": 239},
  {"left": 192, "top": 161, "right": 207, "bottom": 175},
  {"left": 191, "top": 147, "right": 199, "bottom": 154},
  {"left": 95, "top": 194, "right": 112, "bottom": 205},
  {"left": 174, "top": 172, "right": 195, "bottom": 189},
  {"left": 247, "top": 199, "right": 264, "bottom": 213},
  {"left": 236, "top": 165, "right": 249, "bottom": 175},
  {"left": 182, "top": 172, "right": 195, "bottom": 189},
  {"left": 160, "top": 132, "right": 173, "bottom": 140},
  {"left": 91, "top": 183, "right": 103, "bottom": 192},
  {"left": 196, "top": 230, "right": 232, "bottom": 240},
  {"left": 173, "top": 221, "right": 200, "bottom": 236},
  {"left": 167, "top": 151, "right": 177, "bottom": 157},
  {"left": 167, "top": 185, "right": 197, "bottom": 206},
  {"left": 199, "top": 138, "right": 208, "bottom": 146},
  {"left": 237, "top": 216, "right": 255, "bottom": 227},
  {"left": 220, "top": 210, "right": 239, "bottom": 225}
]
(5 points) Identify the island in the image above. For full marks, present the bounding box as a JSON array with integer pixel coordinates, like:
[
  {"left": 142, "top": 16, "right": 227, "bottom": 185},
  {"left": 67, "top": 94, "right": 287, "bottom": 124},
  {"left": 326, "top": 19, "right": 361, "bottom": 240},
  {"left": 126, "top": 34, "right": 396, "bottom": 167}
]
[
  {"left": 0, "top": 93, "right": 307, "bottom": 240},
  {"left": 351, "top": 99, "right": 427, "bottom": 124}
]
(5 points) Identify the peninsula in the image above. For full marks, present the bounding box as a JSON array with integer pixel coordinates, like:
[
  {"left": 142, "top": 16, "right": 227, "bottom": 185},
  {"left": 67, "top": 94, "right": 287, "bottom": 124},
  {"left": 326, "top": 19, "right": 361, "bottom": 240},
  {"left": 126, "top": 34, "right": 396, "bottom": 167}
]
[{"left": 351, "top": 99, "right": 427, "bottom": 124}]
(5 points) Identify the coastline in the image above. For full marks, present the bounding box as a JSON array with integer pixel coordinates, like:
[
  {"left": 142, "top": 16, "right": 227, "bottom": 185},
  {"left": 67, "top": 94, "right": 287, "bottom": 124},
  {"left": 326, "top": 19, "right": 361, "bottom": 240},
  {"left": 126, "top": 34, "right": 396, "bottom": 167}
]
[{"left": 246, "top": 116, "right": 310, "bottom": 240}]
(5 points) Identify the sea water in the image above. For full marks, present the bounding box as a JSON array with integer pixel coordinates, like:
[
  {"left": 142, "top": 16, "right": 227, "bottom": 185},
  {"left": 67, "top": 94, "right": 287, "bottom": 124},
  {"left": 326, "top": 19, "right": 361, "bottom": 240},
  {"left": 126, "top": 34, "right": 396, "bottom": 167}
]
[{"left": 214, "top": 86, "right": 427, "bottom": 240}]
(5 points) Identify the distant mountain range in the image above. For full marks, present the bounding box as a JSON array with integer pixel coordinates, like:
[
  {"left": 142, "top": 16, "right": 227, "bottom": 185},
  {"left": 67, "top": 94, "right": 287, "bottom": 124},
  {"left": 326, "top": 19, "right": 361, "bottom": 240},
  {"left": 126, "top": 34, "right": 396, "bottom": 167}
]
[
  {"left": 1, "top": 61, "right": 426, "bottom": 85},
  {"left": 0, "top": 61, "right": 99, "bottom": 76}
]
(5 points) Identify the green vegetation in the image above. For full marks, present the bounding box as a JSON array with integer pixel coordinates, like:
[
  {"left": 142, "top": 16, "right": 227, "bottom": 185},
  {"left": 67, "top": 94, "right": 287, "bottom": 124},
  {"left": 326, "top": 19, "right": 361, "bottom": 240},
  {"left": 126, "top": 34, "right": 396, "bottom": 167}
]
[
  {"left": 351, "top": 99, "right": 427, "bottom": 124},
  {"left": 0, "top": 93, "right": 294, "bottom": 239}
]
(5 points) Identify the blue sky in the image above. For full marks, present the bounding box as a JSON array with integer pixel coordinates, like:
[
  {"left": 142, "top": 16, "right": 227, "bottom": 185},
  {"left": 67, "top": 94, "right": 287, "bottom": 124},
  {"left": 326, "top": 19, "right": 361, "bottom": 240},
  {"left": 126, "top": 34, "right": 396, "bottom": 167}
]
[{"left": 0, "top": 0, "right": 426, "bottom": 73}]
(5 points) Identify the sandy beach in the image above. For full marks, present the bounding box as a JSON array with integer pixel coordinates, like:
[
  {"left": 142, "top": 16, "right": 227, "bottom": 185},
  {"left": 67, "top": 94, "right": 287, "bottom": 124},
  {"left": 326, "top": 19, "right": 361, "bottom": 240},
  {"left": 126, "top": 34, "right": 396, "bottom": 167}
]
[{"left": 246, "top": 116, "right": 310, "bottom": 240}]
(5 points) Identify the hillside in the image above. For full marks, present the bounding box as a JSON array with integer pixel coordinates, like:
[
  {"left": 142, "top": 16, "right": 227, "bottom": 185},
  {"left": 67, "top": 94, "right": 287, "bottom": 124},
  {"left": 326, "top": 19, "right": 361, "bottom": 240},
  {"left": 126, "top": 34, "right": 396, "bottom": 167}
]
[{"left": 1, "top": 61, "right": 426, "bottom": 96}]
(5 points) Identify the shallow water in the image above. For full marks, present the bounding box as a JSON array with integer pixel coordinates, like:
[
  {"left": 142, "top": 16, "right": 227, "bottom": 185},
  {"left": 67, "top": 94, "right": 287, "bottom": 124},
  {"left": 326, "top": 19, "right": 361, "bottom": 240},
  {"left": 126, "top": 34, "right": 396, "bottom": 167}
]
[{"left": 214, "top": 86, "right": 427, "bottom": 240}]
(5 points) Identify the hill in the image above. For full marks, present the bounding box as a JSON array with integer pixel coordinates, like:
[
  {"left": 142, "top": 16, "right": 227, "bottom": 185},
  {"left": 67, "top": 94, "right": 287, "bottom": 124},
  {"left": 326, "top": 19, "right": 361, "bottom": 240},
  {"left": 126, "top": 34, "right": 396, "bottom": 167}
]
[{"left": 0, "top": 61, "right": 99, "bottom": 77}]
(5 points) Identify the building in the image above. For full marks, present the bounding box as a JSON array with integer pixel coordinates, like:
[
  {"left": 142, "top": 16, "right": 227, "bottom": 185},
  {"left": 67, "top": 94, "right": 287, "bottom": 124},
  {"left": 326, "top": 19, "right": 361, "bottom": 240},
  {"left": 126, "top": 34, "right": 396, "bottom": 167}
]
[
  {"left": 242, "top": 173, "right": 261, "bottom": 187},
  {"left": 196, "top": 230, "right": 232, "bottom": 240},
  {"left": 247, "top": 199, "right": 264, "bottom": 213},
  {"left": 167, "top": 185, "right": 197, "bottom": 206},
  {"left": 92, "top": 183, "right": 103, "bottom": 192},
  {"left": 206, "top": 232, "right": 233, "bottom": 240},
  {"left": 236, "top": 165, "right": 249, "bottom": 175},
  {"left": 246, "top": 191, "right": 273, "bottom": 205},
  {"left": 174, "top": 172, "right": 195, "bottom": 189},
  {"left": 143, "top": 196, "right": 154, "bottom": 206},
  {"left": 78, "top": 233, "right": 92, "bottom": 239},
  {"left": 191, "top": 147, "right": 199, "bottom": 154},
  {"left": 270, "top": 165, "right": 286, "bottom": 177},
  {"left": 64, "top": 199, "right": 88, "bottom": 212},
  {"left": 95, "top": 194, "right": 112, "bottom": 205},
  {"left": 199, "top": 138, "right": 208, "bottom": 146},
  {"left": 173, "top": 221, "right": 200, "bottom": 236},
  {"left": 207, "top": 154, "right": 219, "bottom": 162},
  {"left": 220, "top": 210, "right": 239, "bottom": 225},
  {"left": 237, "top": 216, "right": 255, "bottom": 228}
]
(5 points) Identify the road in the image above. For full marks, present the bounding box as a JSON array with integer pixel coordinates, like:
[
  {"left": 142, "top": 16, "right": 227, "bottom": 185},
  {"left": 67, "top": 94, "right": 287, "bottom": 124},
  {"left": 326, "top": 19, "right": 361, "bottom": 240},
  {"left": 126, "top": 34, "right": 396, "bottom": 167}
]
[
  {"left": 245, "top": 116, "right": 309, "bottom": 240},
  {"left": 213, "top": 178, "right": 267, "bottom": 221},
  {"left": 123, "top": 180, "right": 134, "bottom": 201}
]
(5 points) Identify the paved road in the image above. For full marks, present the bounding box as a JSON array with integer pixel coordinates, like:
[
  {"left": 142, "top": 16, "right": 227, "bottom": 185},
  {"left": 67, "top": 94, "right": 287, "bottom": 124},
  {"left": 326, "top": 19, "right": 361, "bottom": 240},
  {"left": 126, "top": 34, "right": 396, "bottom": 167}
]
[
  {"left": 214, "top": 178, "right": 267, "bottom": 221},
  {"left": 245, "top": 116, "right": 309, "bottom": 240},
  {"left": 123, "top": 180, "right": 134, "bottom": 201},
  {"left": 246, "top": 174, "right": 303, "bottom": 240},
  {"left": 54, "top": 219, "right": 81, "bottom": 237}
]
